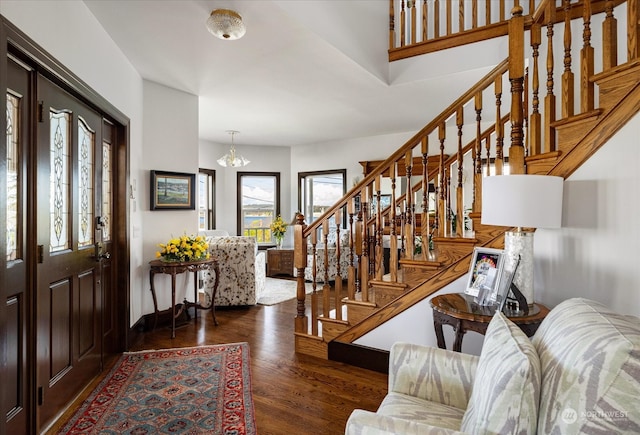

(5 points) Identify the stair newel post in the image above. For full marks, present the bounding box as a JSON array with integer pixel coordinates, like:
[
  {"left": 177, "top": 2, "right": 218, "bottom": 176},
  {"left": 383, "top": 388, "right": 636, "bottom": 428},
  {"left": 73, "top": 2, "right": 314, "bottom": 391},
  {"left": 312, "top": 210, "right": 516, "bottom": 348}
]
[
  {"left": 473, "top": 92, "right": 483, "bottom": 215},
  {"left": 404, "top": 151, "right": 415, "bottom": 256},
  {"left": 437, "top": 123, "right": 446, "bottom": 237},
  {"left": 322, "top": 220, "right": 331, "bottom": 318},
  {"left": 421, "top": 137, "right": 429, "bottom": 260},
  {"left": 389, "top": 0, "right": 395, "bottom": 51},
  {"left": 629, "top": 0, "right": 640, "bottom": 60},
  {"left": 581, "top": 0, "right": 594, "bottom": 113},
  {"left": 455, "top": 107, "right": 464, "bottom": 237},
  {"left": 389, "top": 162, "right": 399, "bottom": 281},
  {"left": 294, "top": 213, "right": 308, "bottom": 334},
  {"left": 334, "top": 209, "right": 343, "bottom": 321},
  {"left": 310, "top": 229, "right": 319, "bottom": 336},
  {"left": 544, "top": 1, "right": 557, "bottom": 153},
  {"left": 561, "top": 0, "right": 575, "bottom": 119},
  {"left": 509, "top": 5, "right": 526, "bottom": 175},
  {"left": 347, "top": 198, "right": 356, "bottom": 300},
  {"left": 602, "top": 1, "right": 618, "bottom": 70},
  {"left": 530, "top": 22, "right": 542, "bottom": 156},
  {"left": 495, "top": 76, "right": 504, "bottom": 175},
  {"left": 359, "top": 187, "right": 370, "bottom": 302},
  {"left": 374, "top": 175, "right": 384, "bottom": 280}
]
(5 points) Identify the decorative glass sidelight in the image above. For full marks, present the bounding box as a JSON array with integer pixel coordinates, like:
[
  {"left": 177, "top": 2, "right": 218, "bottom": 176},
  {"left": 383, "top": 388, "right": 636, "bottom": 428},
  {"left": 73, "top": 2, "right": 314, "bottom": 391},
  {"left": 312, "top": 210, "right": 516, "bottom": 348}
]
[
  {"left": 6, "top": 93, "right": 21, "bottom": 261},
  {"left": 102, "top": 142, "right": 112, "bottom": 242},
  {"left": 50, "top": 110, "right": 71, "bottom": 252},
  {"left": 78, "top": 117, "right": 95, "bottom": 248}
]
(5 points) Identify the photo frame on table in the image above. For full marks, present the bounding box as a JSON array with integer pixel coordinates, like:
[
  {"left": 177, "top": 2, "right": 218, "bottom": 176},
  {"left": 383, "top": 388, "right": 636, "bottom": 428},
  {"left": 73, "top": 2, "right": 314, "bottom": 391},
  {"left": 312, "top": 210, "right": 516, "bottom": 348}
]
[
  {"left": 465, "top": 247, "right": 505, "bottom": 305},
  {"left": 150, "top": 170, "right": 196, "bottom": 210}
]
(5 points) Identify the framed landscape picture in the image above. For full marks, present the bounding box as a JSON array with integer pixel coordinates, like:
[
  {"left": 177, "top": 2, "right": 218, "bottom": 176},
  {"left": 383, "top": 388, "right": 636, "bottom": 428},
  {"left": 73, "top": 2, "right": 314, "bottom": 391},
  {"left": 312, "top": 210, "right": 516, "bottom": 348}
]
[
  {"left": 465, "top": 247, "right": 505, "bottom": 304},
  {"left": 150, "top": 170, "right": 196, "bottom": 210}
]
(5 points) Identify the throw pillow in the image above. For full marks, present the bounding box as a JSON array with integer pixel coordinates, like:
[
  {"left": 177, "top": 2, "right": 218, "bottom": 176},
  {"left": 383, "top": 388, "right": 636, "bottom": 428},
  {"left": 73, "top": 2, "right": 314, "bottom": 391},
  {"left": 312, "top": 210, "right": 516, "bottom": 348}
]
[{"left": 460, "top": 312, "right": 541, "bottom": 434}]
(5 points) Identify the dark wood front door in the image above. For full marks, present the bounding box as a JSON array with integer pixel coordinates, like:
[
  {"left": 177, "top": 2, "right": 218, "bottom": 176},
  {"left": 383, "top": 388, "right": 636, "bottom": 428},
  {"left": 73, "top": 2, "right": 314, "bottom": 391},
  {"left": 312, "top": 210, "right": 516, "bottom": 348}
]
[{"left": 35, "top": 75, "right": 106, "bottom": 429}]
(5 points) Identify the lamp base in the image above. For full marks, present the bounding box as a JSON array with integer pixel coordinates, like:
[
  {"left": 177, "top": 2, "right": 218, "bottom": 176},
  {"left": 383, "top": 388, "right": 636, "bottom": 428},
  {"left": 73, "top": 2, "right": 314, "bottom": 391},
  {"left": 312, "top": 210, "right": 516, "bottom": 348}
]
[{"left": 504, "top": 231, "right": 534, "bottom": 306}]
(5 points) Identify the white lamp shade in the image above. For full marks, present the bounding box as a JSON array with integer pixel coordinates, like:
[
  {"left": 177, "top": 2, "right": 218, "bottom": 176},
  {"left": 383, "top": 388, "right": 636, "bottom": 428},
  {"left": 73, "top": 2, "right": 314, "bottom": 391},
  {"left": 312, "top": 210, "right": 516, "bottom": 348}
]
[{"left": 482, "top": 175, "right": 563, "bottom": 228}]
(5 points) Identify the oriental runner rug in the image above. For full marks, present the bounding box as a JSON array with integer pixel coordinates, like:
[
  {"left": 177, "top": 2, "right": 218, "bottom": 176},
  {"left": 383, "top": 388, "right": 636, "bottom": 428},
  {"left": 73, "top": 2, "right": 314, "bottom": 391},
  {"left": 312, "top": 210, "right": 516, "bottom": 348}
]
[{"left": 59, "top": 343, "right": 256, "bottom": 434}]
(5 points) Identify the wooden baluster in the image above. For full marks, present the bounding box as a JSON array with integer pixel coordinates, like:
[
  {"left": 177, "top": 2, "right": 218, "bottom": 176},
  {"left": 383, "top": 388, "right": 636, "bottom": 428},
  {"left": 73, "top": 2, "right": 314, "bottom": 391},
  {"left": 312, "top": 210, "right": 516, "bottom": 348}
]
[
  {"left": 294, "top": 213, "right": 308, "bottom": 334},
  {"left": 360, "top": 187, "right": 369, "bottom": 302},
  {"left": 485, "top": 135, "right": 492, "bottom": 177},
  {"left": 334, "top": 210, "right": 343, "bottom": 321},
  {"left": 561, "top": 0, "right": 574, "bottom": 118},
  {"left": 545, "top": 1, "right": 557, "bottom": 153},
  {"left": 459, "top": 0, "right": 465, "bottom": 32},
  {"left": 437, "top": 123, "right": 446, "bottom": 237},
  {"left": 421, "top": 137, "right": 429, "bottom": 260},
  {"left": 446, "top": 0, "right": 452, "bottom": 35},
  {"left": 474, "top": 92, "right": 482, "bottom": 214},
  {"left": 400, "top": 0, "right": 406, "bottom": 47},
  {"left": 472, "top": 0, "right": 477, "bottom": 29},
  {"left": 434, "top": 0, "right": 440, "bottom": 38},
  {"left": 322, "top": 221, "right": 330, "bottom": 317},
  {"left": 603, "top": 1, "right": 618, "bottom": 70},
  {"left": 354, "top": 197, "right": 362, "bottom": 295},
  {"left": 389, "top": 0, "right": 396, "bottom": 51},
  {"left": 629, "top": 0, "right": 640, "bottom": 61},
  {"left": 486, "top": 0, "right": 491, "bottom": 26},
  {"left": 524, "top": 66, "right": 529, "bottom": 157},
  {"left": 347, "top": 199, "right": 356, "bottom": 299},
  {"left": 422, "top": 0, "right": 427, "bottom": 42},
  {"left": 445, "top": 166, "right": 452, "bottom": 236},
  {"left": 455, "top": 107, "right": 464, "bottom": 237},
  {"left": 530, "top": 22, "right": 542, "bottom": 156},
  {"left": 310, "top": 230, "right": 318, "bottom": 336},
  {"left": 389, "top": 163, "right": 398, "bottom": 281},
  {"left": 495, "top": 75, "right": 504, "bottom": 175},
  {"left": 404, "top": 151, "right": 414, "bottom": 255},
  {"left": 374, "top": 176, "right": 384, "bottom": 280},
  {"left": 410, "top": 0, "right": 417, "bottom": 44},
  {"left": 499, "top": 0, "right": 506, "bottom": 22},
  {"left": 580, "top": 0, "right": 594, "bottom": 113},
  {"left": 509, "top": 5, "right": 525, "bottom": 175}
]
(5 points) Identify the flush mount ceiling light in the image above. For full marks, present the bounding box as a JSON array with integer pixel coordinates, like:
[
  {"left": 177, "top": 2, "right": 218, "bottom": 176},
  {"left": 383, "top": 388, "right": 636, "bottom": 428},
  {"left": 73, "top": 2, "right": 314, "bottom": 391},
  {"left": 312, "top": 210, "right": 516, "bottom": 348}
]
[
  {"left": 217, "top": 130, "right": 250, "bottom": 167},
  {"left": 206, "top": 9, "right": 246, "bottom": 40}
]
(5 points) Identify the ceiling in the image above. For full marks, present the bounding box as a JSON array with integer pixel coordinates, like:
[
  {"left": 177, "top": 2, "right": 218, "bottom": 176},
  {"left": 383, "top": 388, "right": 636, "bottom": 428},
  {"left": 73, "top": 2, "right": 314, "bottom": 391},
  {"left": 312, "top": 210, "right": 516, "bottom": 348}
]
[{"left": 83, "top": 0, "right": 496, "bottom": 147}]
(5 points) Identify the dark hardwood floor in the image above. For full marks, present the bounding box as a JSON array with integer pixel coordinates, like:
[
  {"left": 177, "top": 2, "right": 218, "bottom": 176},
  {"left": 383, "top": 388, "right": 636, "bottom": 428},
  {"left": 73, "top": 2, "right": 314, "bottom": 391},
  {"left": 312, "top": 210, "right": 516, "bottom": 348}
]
[{"left": 48, "top": 287, "right": 388, "bottom": 434}]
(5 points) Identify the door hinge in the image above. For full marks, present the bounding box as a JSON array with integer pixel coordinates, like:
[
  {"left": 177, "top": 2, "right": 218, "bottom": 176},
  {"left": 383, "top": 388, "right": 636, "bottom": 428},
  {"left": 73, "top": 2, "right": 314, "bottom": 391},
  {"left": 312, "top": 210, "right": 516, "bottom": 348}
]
[
  {"left": 37, "top": 100, "right": 44, "bottom": 123},
  {"left": 38, "top": 386, "right": 43, "bottom": 406},
  {"left": 37, "top": 245, "right": 44, "bottom": 264}
]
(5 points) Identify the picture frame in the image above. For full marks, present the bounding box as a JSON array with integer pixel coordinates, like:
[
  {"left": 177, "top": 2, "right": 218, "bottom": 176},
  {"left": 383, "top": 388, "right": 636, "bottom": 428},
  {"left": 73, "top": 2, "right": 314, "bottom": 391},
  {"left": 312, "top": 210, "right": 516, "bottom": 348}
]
[
  {"left": 150, "top": 170, "right": 196, "bottom": 210},
  {"left": 465, "top": 247, "right": 505, "bottom": 305}
]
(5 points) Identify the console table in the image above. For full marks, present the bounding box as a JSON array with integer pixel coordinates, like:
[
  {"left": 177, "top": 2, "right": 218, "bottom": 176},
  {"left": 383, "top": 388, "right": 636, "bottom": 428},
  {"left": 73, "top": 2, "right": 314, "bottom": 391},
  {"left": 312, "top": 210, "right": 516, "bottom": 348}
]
[
  {"left": 149, "top": 258, "right": 219, "bottom": 338},
  {"left": 430, "top": 293, "right": 549, "bottom": 352},
  {"left": 267, "top": 248, "right": 294, "bottom": 277}
]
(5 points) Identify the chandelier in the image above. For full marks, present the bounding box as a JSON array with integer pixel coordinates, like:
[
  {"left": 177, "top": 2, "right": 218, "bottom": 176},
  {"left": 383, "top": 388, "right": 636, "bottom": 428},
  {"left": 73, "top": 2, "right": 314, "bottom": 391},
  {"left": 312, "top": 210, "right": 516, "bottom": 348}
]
[
  {"left": 217, "top": 130, "right": 250, "bottom": 167},
  {"left": 206, "top": 9, "right": 246, "bottom": 40}
]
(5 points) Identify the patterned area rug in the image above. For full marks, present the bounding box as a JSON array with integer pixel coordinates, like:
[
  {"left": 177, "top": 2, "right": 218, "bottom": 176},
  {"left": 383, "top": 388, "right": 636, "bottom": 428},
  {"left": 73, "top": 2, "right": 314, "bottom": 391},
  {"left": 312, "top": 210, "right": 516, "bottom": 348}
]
[
  {"left": 59, "top": 343, "right": 256, "bottom": 434},
  {"left": 257, "top": 277, "right": 314, "bottom": 305}
]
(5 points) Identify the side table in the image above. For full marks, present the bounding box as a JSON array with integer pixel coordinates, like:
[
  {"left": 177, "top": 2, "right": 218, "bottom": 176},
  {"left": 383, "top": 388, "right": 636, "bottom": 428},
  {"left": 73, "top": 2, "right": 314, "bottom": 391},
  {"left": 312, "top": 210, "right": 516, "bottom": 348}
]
[
  {"left": 267, "top": 248, "right": 294, "bottom": 277},
  {"left": 149, "top": 258, "right": 219, "bottom": 338},
  {"left": 430, "top": 293, "right": 549, "bottom": 352}
]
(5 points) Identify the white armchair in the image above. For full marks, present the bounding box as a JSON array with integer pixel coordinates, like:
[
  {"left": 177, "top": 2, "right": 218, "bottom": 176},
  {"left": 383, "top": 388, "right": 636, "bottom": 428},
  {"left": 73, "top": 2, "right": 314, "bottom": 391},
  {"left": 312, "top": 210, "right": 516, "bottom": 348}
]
[{"left": 200, "top": 235, "right": 266, "bottom": 306}]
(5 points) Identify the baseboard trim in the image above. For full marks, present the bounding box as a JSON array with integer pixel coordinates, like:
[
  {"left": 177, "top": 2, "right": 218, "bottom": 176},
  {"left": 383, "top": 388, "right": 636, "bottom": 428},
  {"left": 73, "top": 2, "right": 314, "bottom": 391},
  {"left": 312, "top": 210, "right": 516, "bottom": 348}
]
[{"left": 328, "top": 341, "right": 389, "bottom": 374}]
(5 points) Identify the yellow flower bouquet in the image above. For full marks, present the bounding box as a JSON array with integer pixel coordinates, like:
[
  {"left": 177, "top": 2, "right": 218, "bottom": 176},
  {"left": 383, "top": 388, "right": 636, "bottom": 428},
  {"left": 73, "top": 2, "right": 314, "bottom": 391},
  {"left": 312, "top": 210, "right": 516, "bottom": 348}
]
[
  {"left": 156, "top": 234, "right": 210, "bottom": 262},
  {"left": 270, "top": 215, "right": 287, "bottom": 246}
]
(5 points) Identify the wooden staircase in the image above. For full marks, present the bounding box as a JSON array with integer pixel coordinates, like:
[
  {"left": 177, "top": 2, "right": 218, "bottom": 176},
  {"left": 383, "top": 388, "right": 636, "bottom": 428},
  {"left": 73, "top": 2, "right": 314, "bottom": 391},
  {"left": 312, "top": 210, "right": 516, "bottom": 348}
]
[{"left": 293, "top": 0, "right": 640, "bottom": 361}]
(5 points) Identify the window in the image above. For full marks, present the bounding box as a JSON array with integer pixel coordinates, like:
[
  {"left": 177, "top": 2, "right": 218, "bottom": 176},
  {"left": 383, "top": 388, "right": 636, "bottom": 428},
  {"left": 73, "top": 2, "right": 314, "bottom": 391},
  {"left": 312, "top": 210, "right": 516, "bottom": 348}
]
[
  {"left": 298, "top": 170, "right": 346, "bottom": 225},
  {"left": 238, "top": 172, "right": 280, "bottom": 245},
  {"left": 198, "top": 169, "right": 216, "bottom": 230}
]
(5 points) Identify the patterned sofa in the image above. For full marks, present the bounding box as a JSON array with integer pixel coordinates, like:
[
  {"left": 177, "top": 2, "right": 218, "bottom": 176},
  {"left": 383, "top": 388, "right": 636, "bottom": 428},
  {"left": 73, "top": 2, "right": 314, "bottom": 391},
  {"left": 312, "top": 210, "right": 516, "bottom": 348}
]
[
  {"left": 299, "top": 228, "right": 353, "bottom": 282},
  {"left": 346, "top": 298, "right": 640, "bottom": 434},
  {"left": 200, "top": 235, "right": 266, "bottom": 306}
]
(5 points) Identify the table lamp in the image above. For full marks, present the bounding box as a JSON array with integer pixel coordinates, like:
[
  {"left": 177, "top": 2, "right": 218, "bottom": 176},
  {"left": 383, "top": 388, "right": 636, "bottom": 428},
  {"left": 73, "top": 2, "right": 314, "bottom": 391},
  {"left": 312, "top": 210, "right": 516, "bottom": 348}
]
[{"left": 481, "top": 175, "right": 563, "bottom": 307}]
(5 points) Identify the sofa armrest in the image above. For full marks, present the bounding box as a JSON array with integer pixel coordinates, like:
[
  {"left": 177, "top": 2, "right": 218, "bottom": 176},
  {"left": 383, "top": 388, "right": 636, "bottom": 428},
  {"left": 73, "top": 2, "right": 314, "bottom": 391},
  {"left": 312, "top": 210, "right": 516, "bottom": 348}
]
[
  {"left": 389, "top": 342, "right": 478, "bottom": 410},
  {"left": 345, "top": 410, "right": 466, "bottom": 435}
]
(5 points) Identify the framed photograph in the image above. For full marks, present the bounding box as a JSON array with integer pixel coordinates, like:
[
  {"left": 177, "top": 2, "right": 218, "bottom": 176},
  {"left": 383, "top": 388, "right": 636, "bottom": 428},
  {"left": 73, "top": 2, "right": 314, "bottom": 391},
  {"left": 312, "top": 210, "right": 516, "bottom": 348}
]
[
  {"left": 150, "top": 170, "right": 196, "bottom": 210},
  {"left": 465, "top": 247, "right": 505, "bottom": 304}
]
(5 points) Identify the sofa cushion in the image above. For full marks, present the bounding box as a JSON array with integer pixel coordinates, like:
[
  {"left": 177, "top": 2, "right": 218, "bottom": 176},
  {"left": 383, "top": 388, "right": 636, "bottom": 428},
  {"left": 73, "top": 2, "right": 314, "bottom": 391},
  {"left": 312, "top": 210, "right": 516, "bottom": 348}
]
[
  {"left": 461, "top": 312, "right": 540, "bottom": 434},
  {"left": 532, "top": 298, "right": 640, "bottom": 434},
  {"left": 377, "top": 392, "right": 465, "bottom": 431}
]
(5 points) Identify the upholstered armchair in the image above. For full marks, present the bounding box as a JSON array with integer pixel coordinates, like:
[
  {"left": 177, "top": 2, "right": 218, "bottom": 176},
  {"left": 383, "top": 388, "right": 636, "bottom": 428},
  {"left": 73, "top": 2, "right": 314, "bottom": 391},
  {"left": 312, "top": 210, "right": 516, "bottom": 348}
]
[{"left": 199, "top": 235, "right": 266, "bottom": 306}]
